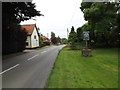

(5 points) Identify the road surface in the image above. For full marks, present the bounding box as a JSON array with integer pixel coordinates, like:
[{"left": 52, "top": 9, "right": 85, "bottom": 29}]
[{"left": 1, "top": 45, "right": 65, "bottom": 88}]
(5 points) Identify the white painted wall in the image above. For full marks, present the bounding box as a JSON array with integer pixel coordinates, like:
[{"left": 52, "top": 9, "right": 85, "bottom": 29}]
[{"left": 30, "top": 27, "right": 39, "bottom": 48}]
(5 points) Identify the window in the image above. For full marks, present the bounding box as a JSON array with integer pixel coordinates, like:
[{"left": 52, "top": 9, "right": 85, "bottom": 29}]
[
  {"left": 34, "top": 35, "right": 36, "bottom": 39},
  {"left": 26, "top": 42, "right": 28, "bottom": 46}
]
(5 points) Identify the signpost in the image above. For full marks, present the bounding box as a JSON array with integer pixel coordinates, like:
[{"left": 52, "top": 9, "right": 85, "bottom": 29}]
[
  {"left": 82, "top": 31, "right": 92, "bottom": 56},
  {"left": 83, "top": 31, "right": 89, "bottom": 49}
]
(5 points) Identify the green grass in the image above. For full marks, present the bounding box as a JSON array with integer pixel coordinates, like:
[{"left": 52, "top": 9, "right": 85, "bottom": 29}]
[{"left": 47, "top": 47, "right": 118, "bottom": 88}]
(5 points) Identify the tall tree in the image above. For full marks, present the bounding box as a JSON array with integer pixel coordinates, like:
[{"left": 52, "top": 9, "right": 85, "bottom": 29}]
[
  {"left": 68, "top": 26, "right": 77, "bottom": 44},
  {"left": 2, "top": 2, "right": 43, "bottom": 54},
  {"left": 68, "top": 26, "right": 78, "bottom": 50},
  {"left": 51, "top": 32, "right": 57, "bottom": 44},
  {"left": 80, "top": 2, "right": 120, "bottom": 47},
  {"left": 57, "top": 36, "right": 61, "bottom": 44},
  {"left": 76, "top": 27, "right": 83, "bottom": 42},
  {"left": 51, "top": 32, "right": 55, "bottom": 39}
]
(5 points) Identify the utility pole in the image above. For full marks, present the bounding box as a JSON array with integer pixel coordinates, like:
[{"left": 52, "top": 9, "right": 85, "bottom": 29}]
[
  {"left": 47, "top": 33, "right": 49, "bottom": 38},
  {"left": 67, "top": 28, "right": 69, "bottom": 39}
]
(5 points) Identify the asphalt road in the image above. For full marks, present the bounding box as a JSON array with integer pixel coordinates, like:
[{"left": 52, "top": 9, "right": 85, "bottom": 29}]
[{"left": 1, "top": 45, "right": 65, "bottom": 88}]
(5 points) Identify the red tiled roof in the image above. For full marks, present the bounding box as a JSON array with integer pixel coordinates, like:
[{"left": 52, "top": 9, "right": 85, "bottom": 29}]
[
  {"left": 40, "top": 35, "right": 50, "bottom": 42},
  {"left": 21, "top": 24, "right": 35, "bottom": 35}
]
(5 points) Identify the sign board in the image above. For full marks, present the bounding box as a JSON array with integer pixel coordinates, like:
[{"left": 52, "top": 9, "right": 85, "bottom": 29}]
[{"left": 83, "top": 31, "right": 89, "bottom": 40}]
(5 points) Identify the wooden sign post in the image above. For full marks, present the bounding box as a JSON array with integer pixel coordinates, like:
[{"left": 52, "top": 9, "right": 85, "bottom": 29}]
[{"left": 82, "top": 31, "right": 92, "bottom": 56}]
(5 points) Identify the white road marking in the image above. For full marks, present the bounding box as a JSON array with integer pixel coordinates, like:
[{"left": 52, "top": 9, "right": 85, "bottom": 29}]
[
  {"left": 41, "top": 51, "right": 47, "bottom": 54},
  {"left": 27, "top": 54, "right": 39, "bottom": 61},
  {"left": 0, "top": 64, "right": 20, "bottom": 75}
]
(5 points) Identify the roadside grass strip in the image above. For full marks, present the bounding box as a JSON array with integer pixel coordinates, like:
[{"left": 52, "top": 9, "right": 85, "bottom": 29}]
[{"left": 47, "top": 47, "right": 118, "bottom": 88}]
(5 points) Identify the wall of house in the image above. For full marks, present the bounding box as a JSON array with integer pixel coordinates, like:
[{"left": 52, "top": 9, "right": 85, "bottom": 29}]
[
  {"left": 26, "top": 36, "right": 31, "bottom": 48},
  {"left": 30, "top": 27, "right": 39, "bottom": 48}
]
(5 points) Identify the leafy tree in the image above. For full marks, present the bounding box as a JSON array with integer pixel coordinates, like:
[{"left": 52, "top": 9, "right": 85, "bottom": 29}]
[
  {"left": 57, "top": 36, "right": 61, "bottom": 44},
  {"left": 3, "top": 2, "right": 42, "bottom": 25},
  {"left": 68, "top": 26, "right": 78, "bottom": 49},
  {"left": 51, "top": 32, "right": 57, "bottom": 44},
  {"left": 80, "top": 2, "right": 120, "bottom": 47},
  {"left": 76, "top": 27, "right": 83, "bottom": 42},
  {"left": 68, "top": 26, "right": 77, "bottom": 43},
  {"left": 2, "top": 2, "right": 43, "bottom": 54},
  {"left": 39, "top": 34, "right": 44, "bottom": 46},
  {"left": 51, "top": 37, "right": 57, "bottom": 45},
  {"left": 61, "top": 38, "right": 68, "bottom": 44},
  {"left": 51, "top": 32, "right": 55, "bottom": 39}
]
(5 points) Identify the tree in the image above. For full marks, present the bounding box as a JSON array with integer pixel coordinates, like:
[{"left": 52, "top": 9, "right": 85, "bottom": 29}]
[
  {"left": 51, "top": 32, "right": 57, "bottom": 44},
  {"left": 2, "top": 2, "right": 43, "bottom": 54},
  {"left": 68, "top": 26, "right": 77, "bottom": 43},
  {"left": 68, "top": 26, "right": 78, "bottom": 49},
  {"left": 51, "top": 37, "right": 57, "bottom": 45},
  {"left": 80, "top": 2, "right": 120, "bottom": 47},
  {"left": 39, "top": 34, "right": 44, "bottom": 46},
  {"left": 61, "top": 38, "right": 68, "bottom": 44},
  {"left": 76, "top": 27, "right": 83, "bottom": 42},
  {"left": 3, "top": 2, "right": 42, "bottom": 24},
  {"left": 51, "top": 32, "right": 55, "bottom": 39},
  {"left": 57, "top": 36, "right": 61, "bottom": 44}
]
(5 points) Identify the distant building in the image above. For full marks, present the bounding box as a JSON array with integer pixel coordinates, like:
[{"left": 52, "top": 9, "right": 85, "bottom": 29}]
[
  {"left": 40, "top": 34, "right": 50, "bottom": 42},
  {"left": 21, "top": 24, "right": 40, "bottom": 48}
]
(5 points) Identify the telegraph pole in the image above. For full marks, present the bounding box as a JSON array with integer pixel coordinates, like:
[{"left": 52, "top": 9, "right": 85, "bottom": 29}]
[
  {"left": 67, "top": 28, "right": 69, "bottom": 39},
  {"left": 47, "top": 33, "right": 49, "bottom": 38}
]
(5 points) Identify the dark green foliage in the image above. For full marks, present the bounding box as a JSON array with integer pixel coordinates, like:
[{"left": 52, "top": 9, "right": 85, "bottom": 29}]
[
  {"left": 2, "top": 2, "right": 42, "bottom": 24},
  {"left": 76, "top": 27, "right": 83, "bottom": 43},
  {"left": 80, "top": 2, "right": 120, "bottom": 48},
  {"left": 80, "top": 2, "right": 93, "bottom": 12},
  {"left": 2, "top": 24, "right": 27, "bottom": 54},
  {"left": 57, "top": 36, "right": 61, "bottom": 44},
  {"left": 68, "top": 26, "right": 77, "bottom": 43},
  {"left": 43, "top": 42, "right": 51, "bottom": 46},
  {"left": 39, "top": 36, "right": 44, "bottom": 44},
  {"left": 51, "top": 32, "right": 55, "bottom": 39},
  {"left": 61, "top": 38, "right": 68, "bottom": 44},
  {"left": 68, "top": 26, "right": 78, "bottom": 49},
  {"left": 2, "top": 2, "right": 42, "bottom": 55}
]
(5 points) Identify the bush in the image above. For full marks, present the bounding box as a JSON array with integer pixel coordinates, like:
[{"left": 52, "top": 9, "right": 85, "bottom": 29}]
[
  {"left": 69, "top": 43, "right": 81, "bottom": 50},
  {"left": 43, "top": 42, "right": 51, "bottom": 45}
]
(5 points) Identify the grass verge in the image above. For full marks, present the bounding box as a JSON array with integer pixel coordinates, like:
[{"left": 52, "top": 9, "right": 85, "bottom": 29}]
[{"left": 46, "top": 47, "right": 118, "bottom": 88}]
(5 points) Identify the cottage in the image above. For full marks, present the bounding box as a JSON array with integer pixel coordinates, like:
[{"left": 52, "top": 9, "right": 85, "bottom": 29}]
[
  {"left": 21, "top": 24, "right": 40, "bottom": 48},
  {"left": 40, "top": 34, "right": 50, "bottom": 42}
]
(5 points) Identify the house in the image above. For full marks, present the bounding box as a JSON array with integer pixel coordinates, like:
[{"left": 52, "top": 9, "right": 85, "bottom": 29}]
[
  {"left": 21, "top": 24, "right": 40, "bottom": 48},
  {"left": 40, "top": 34, "right": 50, "bottom": 42},
  {"left": 40, "top": 34, "right": 51, "bottom": 46}
]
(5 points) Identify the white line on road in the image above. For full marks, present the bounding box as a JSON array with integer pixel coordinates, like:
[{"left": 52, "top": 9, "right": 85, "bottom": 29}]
[
  {"left": 0, "top": 64, "right": 20, "bottom": 75},
  {"left": 27, "top": 54, "right": 39, "bottom": 61},
  {"left": 41, "top": 51, "right": 47, "bottom": 54}
]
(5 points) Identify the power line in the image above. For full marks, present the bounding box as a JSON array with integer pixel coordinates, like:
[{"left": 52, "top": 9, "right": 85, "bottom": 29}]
[
  {"left": 68, "top": 0, "right": 79, "bottom": 28},
  {"left": 67, "top": 0, "right": 79, "bottom": 39}
]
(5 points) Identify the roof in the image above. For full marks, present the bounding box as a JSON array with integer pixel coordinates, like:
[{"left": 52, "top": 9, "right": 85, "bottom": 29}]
[
  {"left": 21, "top": 24, "right": 35, "bottom": 35},
  {"left": 40, "top": 35, "right": 50, "bottom": 42}
]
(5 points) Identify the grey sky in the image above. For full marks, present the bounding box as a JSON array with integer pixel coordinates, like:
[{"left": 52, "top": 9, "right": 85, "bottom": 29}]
[{"left": 20, "top": 0, "right": 87, "bottom": 38}]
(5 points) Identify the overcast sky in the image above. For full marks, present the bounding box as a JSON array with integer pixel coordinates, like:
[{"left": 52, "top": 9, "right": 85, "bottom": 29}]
[{"left": 20, "top": 0, "right": 87, "bottom": 38}]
